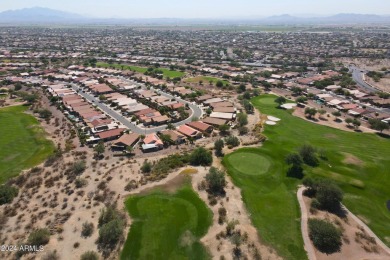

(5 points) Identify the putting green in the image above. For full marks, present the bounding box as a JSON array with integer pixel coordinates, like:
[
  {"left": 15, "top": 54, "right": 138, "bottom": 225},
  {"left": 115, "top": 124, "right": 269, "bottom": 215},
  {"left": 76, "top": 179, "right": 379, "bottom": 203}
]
[{"left": 227, "top": 152, "right": 271, "bottom": 176}]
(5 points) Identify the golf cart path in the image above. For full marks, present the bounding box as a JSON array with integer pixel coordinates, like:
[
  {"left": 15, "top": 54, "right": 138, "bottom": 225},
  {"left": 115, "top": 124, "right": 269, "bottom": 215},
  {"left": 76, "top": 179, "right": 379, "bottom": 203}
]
[{"left": 297, "top": 186, "right": 317, "bottom": 260}]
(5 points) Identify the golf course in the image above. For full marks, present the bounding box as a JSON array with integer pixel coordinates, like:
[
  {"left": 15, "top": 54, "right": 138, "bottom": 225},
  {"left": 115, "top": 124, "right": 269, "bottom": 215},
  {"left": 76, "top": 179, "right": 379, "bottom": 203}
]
[
  {"left": 121, "top": 181, "right": 212, "bottom": 260},
  {"left": 223, "top": 94, "right": 390, "bottom": 260},
  {"left": 0, "top": 105, "right": 54, "bottom": 183},
  {"left": 96, "top": 62, "right": 185, "bottom": 78},
  {"left": 184, "top": 76, "right": 229, "bottom": 86}
]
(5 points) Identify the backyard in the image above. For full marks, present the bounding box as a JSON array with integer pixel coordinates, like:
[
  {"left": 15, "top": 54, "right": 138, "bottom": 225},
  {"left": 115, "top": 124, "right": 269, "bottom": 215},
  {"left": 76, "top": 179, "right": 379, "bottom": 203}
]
[{"left": 223, "top": 94, "right": 390, "bottom": 260}]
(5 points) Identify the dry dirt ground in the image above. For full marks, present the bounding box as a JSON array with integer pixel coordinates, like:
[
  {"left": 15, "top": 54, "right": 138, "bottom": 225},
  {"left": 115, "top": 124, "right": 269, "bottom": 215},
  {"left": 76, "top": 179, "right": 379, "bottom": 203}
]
[
  {"left": 301, "top": 195, "right": 390, "bottom": 260},
  {"left": 365, "top": 76, "right": 390, "bottom": 93},
  {"left": 292, "top": 106, "right": 377, "bottom": 134},
  {"left": 335, "top": 57, "right": 390, "bottom": 72}
]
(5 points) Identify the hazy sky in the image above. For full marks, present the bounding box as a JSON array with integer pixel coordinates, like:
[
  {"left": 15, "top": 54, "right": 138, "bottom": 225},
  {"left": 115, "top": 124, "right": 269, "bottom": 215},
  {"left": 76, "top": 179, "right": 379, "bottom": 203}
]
[{"left": 1, "top": 0, "right": 389, "bottom": 18}]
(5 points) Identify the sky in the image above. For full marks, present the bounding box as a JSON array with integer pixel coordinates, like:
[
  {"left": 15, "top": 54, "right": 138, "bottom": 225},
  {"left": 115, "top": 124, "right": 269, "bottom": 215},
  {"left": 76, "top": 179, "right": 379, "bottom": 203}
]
[{"left": 1, "top": 0, "right": 389, "bottom": 19}]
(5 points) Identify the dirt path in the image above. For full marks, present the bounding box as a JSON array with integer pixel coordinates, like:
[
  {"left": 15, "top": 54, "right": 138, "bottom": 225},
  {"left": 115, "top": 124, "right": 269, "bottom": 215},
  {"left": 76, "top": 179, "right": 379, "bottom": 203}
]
[{"left": 297, "top": 186, "right": 318, "bottom": 260}]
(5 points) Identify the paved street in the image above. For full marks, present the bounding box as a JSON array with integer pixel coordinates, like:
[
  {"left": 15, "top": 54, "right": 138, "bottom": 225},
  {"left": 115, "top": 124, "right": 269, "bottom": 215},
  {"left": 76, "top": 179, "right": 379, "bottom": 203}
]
[
  {"left": 70, "top": 82, "right": 203, "bottom": 135},
  {"left": 350, "top": 65, "right": 379, "bottom": 93}
]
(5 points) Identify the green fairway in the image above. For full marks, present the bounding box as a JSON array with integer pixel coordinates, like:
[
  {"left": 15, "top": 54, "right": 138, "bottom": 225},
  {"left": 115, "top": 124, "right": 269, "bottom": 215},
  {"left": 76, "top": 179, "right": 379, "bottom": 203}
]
[
  {"left": 121, "top": 181, "right": 212, "bottom": 260},
  {"left": 223, "top": 94, "right": 390, "bottom": 260},
  {"left": 184, "top": 76, "right": 229, "bottom": 86},
  {"left": 96, "top": 62, "right": 185, "bottom": 78},
  {"left": 0, "top": 106, "right": 54, "bottom": 183},
  {"left": 226, "top": 152, "right": 271, "bottom": 176}
]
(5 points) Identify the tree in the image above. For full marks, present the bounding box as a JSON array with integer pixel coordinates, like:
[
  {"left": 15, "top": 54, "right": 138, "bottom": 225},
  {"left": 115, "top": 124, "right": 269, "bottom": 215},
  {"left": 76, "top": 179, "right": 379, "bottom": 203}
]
[
  {"left": 285, "top": 153, "right": 303, "bottom": 166},
  {"left": 166, "top": 123, "right": 175, "bottom": 130},
  {"left": 218, "top": 124, "right": 230, "bottom": 135},
  {"left": 316, "top": 181, "right": 343, "bottom": 212},
  {"left": 243, "top": 91, "right": 251, "bottom": 100},
  {"left": 97, "top": 219, "right": 123, "bottom": 250},
  {"left": 80, "top": 251, "right": 99, "bottom": 260},
  {"left": 368, "top": 119, "right": 389, "bottom": 133},
  {"left": 332, "top": 111, "right": 341, "bottom": 118},
  {"left": 216, "top": 80, "right": 224, "bottom": 88},
  {"left": 299, "top": 144, "right": 319, "bottom": 167},
  {"left": 214, "top": 139, "right": 224, "bottom": 157},
  {"left": 318, "top": 109, "right": 326, "bottom": 119},
  {"left": 238, "top": 84, "right": 246, "bottom": 93},
  {"left": 0, "top": 185, "right": 18, "bottom": 205},
  {"left": 205, "top": 167, "right": 226, "bottom": 196},
  {"left": 94, "top": 141, "right": 105, "bottom": 158},
  {"left": 38, "top": 109, "right": 52, "bottom": 120},
  {"left": 125, "top": 146, "right": 134, "bottom": 154},
  {"left": 141, "top": 161, "right": 152, "bottom": 173},
  {"left": 236, "top": 112, "right": 248, "bottom": 126},
  {"left": 345, "top": 117, "right": 353, "bottom": 126},
  {"left": 190, "top": 147, "right": 213, "bottom": 166},
  {"left": 308, "top": 219, "right": 342, "bottom": 254},
  {"left": 14, "top": 83, "right": 22, "bottom": 91},
  {"left": 274, "top": 96, "right": 287, "bottom": 107},
  {"left": 28, "top": 228, "right": 51, "bottom": 246},
  {"left": 304, "top": 107, "right": 317, "bottom": 119},
  {"left": 296, "top": 96, "right": 307, "bottom": 104},
  {"left": 98, "top": 206, "right": 120, "bottom": 227},
  {"left": 291, "top": 86, "right": 303, "bottom": 96},
  {"left": 285, "top": 153, "right": 304, "bottom": 179},
  {"left": 352, "top": 119, "right": 361, "bottom": 130},
  {"left": 160, "top": 134, "right": 173, "bottom": 147}
]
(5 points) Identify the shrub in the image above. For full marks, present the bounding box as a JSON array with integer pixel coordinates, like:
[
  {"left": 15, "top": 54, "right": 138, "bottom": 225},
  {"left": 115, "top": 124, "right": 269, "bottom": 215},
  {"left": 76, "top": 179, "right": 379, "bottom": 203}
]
[
  {"left": 225, "top": 136, "right": 240, "bottom": 147},
  {"left": 140, "top": 161, "right": 152, "bottom": 174},
  {"left": 80, "top": 251, "right": 99, "bottom": 260},
  {"left": 308, "top": 218, "right": 342, "bottom": 254},
  {"left": 81, "top": 222, "right": 94, "bottom": 238},
  {"left": 71, "top": 161, "right": 86, "bottom": 175},
  {"left": 0, "top": 185, "right": 18, "bottom": 205},
  {"left": 28, "top": 228, "right": 51, "bottom": 246},
  {"left": 75, "top": 178, "right": 88, "bottom": 188}
]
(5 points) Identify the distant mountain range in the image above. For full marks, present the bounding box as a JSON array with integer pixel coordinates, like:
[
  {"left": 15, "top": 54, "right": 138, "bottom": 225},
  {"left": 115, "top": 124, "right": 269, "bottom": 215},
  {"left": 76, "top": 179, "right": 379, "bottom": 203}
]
[{"left": 0, "top": 7, "right": 390, "bottom": 25}]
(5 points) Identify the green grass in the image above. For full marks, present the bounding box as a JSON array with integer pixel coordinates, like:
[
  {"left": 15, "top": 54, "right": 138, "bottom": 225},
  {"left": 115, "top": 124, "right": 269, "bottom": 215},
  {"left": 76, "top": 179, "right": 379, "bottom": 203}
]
[
  {"left": 121, "top": 181, "right": 212, "bottom": 260},
  {"left": 223, "top": 94, "right": 390, "bottom": 260},
  {"left": 227, "top": 151, "right": 271, "bottom": 176},
  {"left": 96, "top": 62, "right": 185, "bottom": 78},
  {"left": 184, "top": 76, "right": 229, "bottom": 86},
  {"left": 0, "top": 105, "right": 54, "bottom": 183}
]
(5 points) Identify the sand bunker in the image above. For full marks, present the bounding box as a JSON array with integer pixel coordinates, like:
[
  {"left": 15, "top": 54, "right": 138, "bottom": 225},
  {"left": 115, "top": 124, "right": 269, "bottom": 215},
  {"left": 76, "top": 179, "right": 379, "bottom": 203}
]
[
  {"left": 265, "top": 121, "right": 277, "bottom": 125},
  {"left": 281, "top": 103, "right": 297, "bottom": 109},
  {"left": 267, "top": 116, "right": 281, "bottom": 122}
]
